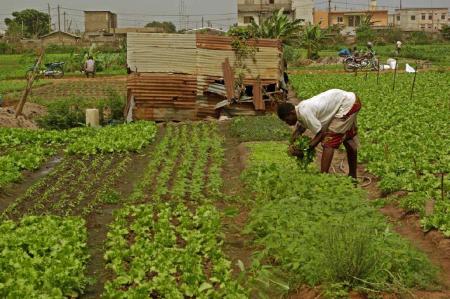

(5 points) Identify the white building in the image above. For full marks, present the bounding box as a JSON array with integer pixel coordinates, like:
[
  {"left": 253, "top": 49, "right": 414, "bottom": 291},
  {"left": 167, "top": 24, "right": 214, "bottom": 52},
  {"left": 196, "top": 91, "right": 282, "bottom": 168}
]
[
  {"left": 394, "top": 8, "right": 449, "bottom": 32},
  {"left": 293, "top": 0, "right": 314, "bottom": 24},
  {"left": 237, "top": 0, "right": 313, "bottom": 26}
]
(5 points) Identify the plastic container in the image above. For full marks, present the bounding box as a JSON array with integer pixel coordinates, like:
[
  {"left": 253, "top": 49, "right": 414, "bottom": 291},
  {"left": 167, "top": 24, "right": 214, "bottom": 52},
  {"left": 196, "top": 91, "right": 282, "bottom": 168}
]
[{"left": 86, "top": 109, "right": 100, "bottom": 128}]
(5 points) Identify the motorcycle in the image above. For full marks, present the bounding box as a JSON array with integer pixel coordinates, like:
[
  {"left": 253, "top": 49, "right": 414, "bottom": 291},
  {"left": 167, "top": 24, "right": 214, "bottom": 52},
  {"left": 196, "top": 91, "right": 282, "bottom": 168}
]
[
  {"left": 26, "top": 62, "right": 65, "bottom": 80},
  {"left": 343, "top": 51, "right": 379, "bottom": 72}
]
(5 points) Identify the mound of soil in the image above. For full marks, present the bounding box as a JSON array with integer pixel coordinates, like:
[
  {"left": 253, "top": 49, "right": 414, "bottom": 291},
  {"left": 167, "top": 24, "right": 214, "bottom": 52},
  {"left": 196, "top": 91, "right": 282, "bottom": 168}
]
[
  {"left": 0, "top": 103, "right": 46, "bottom": 129},
  {"left": 0, "top": 109, "right": 38, "bottom": 129}
]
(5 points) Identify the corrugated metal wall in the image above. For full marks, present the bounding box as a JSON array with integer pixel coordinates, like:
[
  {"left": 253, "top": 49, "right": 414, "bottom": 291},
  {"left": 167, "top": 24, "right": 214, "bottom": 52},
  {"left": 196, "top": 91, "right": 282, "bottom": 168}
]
[{"left": 127, "top": 33, "right": 282, "bottom": 121}]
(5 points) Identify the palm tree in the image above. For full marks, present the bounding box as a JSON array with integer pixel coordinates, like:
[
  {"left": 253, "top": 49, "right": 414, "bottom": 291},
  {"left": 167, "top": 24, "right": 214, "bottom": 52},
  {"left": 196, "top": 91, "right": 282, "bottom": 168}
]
[
  {"left": 249, "top": 9, "right": 302, "bottom": 44},
  {"left": 300, "top": 24, "right": 325, "bottom": 59}
]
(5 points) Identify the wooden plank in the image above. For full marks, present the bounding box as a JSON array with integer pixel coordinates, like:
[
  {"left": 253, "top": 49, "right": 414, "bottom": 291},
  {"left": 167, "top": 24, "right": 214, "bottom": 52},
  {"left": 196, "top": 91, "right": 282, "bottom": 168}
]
[
  {"left": 222, "top": 58, "right": 234, "bottom": 101},
  {"left": 253, "top": 80, "right": 265, "bottom": 111}
]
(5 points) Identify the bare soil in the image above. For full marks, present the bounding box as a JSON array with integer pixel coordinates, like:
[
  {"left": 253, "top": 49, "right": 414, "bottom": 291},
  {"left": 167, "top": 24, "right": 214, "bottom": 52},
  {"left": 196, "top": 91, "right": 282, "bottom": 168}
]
[
  {"left": 3, "top": 77, "right": 126, "bottom": 104},
  {"left": 216, "top": 121, "right": 255, "bottom": 274}
]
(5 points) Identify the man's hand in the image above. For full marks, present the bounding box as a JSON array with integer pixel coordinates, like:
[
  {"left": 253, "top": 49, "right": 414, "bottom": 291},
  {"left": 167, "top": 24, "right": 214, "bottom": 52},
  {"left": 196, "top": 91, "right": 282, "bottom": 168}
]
[{"left": 288, "top": 145, "right": 304, "bottom": 158}]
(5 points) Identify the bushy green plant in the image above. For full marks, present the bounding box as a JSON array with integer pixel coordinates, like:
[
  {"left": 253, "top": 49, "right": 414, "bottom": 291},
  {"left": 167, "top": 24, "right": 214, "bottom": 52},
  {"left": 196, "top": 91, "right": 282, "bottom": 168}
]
[
  {"left": 37, "top": 98, "right": 86, "bottom": 130},
  {"left": 242, "top": 142, "right": 438, "bottom": 296}
]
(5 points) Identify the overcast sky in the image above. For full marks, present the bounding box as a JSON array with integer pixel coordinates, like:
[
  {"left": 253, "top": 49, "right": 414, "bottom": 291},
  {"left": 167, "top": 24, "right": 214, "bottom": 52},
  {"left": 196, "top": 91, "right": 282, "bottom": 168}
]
[{"left": 1, "top": 0, "right": 449, "bottom": 31}]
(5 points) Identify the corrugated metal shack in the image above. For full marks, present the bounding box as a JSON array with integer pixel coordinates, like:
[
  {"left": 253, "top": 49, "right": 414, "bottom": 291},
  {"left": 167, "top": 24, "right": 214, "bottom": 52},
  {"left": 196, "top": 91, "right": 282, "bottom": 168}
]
[{"left": 125, "top": 33, "right": 285, "bottom": 121}]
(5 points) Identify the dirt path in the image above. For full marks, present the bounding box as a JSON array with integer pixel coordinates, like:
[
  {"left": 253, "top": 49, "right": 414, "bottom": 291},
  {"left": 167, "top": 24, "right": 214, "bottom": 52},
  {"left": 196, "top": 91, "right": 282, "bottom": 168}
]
[{"left": 216, "top": 121, "right": 255, "bottom": 274}]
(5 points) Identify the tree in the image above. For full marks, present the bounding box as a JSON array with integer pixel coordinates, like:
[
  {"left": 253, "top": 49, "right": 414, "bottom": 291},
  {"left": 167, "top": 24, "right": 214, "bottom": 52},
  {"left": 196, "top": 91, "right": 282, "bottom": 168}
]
[
  {"left": 145, "top": 21, "right": 176, "bottom": 33},
  {"left": 248, "top": 9, "right": 302, "bottom": 44},
  {"left": 441, "top": 25, "right": 450, "bottom": 40},
  {"left": 300, "top": 24, "right": 325, "bottom": 59},
  {"left": 356, "top": 15, "right": 375, "bottom": 44},
  {"left": 5, "top": 9, "right": 50, "bottom": 38}
]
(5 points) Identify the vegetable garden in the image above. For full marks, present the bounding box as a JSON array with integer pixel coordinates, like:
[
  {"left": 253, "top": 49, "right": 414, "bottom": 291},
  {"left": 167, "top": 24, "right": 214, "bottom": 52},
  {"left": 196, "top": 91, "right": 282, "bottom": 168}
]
[{"left": 0, "top": 66, "right": 449, "bottom": 298}]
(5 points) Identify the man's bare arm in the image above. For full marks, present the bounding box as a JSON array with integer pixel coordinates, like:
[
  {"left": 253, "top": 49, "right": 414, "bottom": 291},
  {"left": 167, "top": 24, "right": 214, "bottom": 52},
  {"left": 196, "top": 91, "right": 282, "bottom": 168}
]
[
  {"left": 309, "top": 130, "right": 325, "bottom": 149},
  {"left": 290, "top": 123, "right": 306, "bottom": 143}
]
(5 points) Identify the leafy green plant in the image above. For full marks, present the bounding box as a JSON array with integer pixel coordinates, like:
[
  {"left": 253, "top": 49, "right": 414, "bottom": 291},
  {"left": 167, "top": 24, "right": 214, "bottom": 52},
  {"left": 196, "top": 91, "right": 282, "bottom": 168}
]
[
  {"left": 290, "top": 71, "right": 450, "bottom": 235},
  {"left": 241, "top": 142, "right": 438, "bottom": 296},
  {"left": 103, "top": 203, "right": 248, "bottom": 298},
  {"left": 0, "top": 216, "right": 90, "bottom": 298},
  {"left": 66, "top": 121, "right": 157, "bottom": 155}
]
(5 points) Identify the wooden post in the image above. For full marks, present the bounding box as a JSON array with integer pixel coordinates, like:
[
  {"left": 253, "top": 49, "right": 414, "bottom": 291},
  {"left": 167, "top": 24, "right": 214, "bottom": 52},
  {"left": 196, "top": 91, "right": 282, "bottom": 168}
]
[
  {"left": 253, "top": 79, "right": 265, "bottom": 111},
  {"left": 409, "top": 64, "right": 418, "bottom": 101},
  {"left": 222, "top": 58, "right": 235, "bottom": 102},
  {"left": 392, "top": 59, "right": 398, "bottom": 91},
  {"left": 15, "top": 50, "right": 44, "bottom": 118},
  {"left": 377, "top": 63, "right": 380, "bottom": 85}
]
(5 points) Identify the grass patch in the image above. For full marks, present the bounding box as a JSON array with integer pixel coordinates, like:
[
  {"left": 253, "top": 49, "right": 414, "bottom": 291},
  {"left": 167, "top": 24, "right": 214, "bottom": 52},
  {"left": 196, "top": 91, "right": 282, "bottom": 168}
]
[{"left": 230, "top": 115, "right": 291, "bottom": 142}]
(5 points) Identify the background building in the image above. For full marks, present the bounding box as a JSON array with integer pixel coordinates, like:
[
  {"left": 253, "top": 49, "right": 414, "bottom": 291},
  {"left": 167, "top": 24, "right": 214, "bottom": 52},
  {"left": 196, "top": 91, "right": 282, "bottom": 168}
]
[
  {"left": 393, "top": 8, "right": 449, "bottom": 32},
  {"left": 237, "top": 0, "right": 314, "bottom": 26},
  {"left": 237, "top": 0, "right": 293, "bottom": 26},
  {"left": 40, "top": 31, "right": 81, "bottom": 46},
  {"left": 314, "top": 9, "right": 389, "bottom": 31},
  {"left": 84, "top": 11, "right": 118, "bottom": 35},
  {"left": 292, "top": 0, "right": 314, "bottom": 24}
]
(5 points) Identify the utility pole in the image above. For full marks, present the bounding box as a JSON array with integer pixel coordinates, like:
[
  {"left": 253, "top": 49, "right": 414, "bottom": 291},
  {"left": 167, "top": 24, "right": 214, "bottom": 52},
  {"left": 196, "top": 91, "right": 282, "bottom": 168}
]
[
  {"left": 328, "top": 0, "right": 332, "bottom": 28},
  {"left": 201, "top": 16, "right": 204, "bottom": 28},
  {"left": 57, "top": 5, "right": 61, "bottom": 32},
  {"left": 48, "top": 3, "right": 51, "bottom": 32},
  {"left": 399, "top": 0, "right": 402, "bottom": 9},
  {"left": 63, "top": 11, "right": 66, "bottom": 32}
]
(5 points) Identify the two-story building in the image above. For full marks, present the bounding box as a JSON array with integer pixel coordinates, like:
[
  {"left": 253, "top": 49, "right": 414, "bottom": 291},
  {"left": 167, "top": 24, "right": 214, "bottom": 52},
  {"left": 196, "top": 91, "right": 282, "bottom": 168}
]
[
  {"left": 237, "top": 0, "right": 314, "bottom": 26},
  {"left": 393, "top": 8, "right": 449, "bottom": 32},
  {"left": 313, "top": 9, "right": 388, "bottom": 34}
]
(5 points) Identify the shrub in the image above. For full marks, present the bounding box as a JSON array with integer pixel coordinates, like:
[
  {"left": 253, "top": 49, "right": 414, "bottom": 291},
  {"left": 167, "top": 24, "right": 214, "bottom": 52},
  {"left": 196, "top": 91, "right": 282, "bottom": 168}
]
[
  {"left": 37, "top": 91, "right": 125, "bottom": 130},
  {"left": 37, "top": 98, "right": 87, "bottom": 130}
]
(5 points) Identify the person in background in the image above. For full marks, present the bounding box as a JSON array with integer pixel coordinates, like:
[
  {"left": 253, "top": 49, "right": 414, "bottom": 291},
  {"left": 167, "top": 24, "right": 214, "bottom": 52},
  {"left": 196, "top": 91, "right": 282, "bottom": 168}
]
[
  {"left": 277, "top": 89, "right": 362, "bottom": 180},
  {"left": 84, "top": 56, "right": 96, "bottom": 78},
  {"left": 396, "top": 41, "right": 402, "bottom": 56}
]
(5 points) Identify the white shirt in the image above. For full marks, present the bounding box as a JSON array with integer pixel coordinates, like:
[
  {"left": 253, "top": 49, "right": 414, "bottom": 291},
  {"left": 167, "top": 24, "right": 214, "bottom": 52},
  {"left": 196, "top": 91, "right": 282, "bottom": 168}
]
[
  {"left": 295, "top": 89, "right": 356, "bottom": 135},
  {"left": 396, "top": 41, "right": 402, "bottom": 48},
  {"left": 85, "top": 59, "right": 95, "bottom": 72}
]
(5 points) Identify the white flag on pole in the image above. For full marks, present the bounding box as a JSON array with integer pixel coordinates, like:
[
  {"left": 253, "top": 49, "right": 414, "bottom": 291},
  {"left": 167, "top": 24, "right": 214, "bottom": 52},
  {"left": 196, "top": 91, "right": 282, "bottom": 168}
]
[{"left": 406, "top": 64, "right": 416, "bottom": 73}]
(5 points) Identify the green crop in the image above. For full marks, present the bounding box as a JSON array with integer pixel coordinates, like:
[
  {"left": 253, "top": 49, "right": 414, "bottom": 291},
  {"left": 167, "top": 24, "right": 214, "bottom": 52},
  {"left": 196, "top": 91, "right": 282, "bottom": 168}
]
[
  {"left": 0, "top": 216, "right": 90, "bottom": 298},
  {"left": 241, "top": 141, "right": 437, "bottom": 296},
  {"left": 66, "top": 121, "right": 157, "bottom": 155},
  {"left": 290, "top": 71, "right": 450, "bottom": 235},
  {"left": 291, "top": 136, "right": 316, "bottom": 167},
  {"left": 104, "top": 203, "right": 247, "bottom": 298}
]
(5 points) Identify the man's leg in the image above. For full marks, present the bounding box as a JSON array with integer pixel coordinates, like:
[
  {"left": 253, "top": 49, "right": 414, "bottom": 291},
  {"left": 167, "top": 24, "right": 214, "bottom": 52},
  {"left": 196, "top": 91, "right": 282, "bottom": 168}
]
[
  {"left": 343, "top": 139, "right": 358, "bottom": 179},
  {"left": 321, "top": 146, "right": 335, "bottom": 173}
]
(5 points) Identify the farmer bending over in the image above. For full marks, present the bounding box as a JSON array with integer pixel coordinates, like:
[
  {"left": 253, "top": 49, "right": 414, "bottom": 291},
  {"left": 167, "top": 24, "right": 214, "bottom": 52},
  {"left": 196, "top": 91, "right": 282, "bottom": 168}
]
[{"left": 277, "top": 89, "right": 361, "bottom": 179}]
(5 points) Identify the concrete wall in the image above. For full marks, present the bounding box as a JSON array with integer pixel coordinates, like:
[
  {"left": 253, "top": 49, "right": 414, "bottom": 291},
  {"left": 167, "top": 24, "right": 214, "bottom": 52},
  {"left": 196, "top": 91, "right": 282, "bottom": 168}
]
[
  {"left": 41, "top": 32, "right": 79, "bottom": 46},
  {"left": 85, "top": 11, "right": 117, "bottom": 33},
  {"left": 395, "top": 8, "right": 448, "bottom": 32},
  {"left": 292, "top": 0, "right": 314, "bottom": 24}
]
